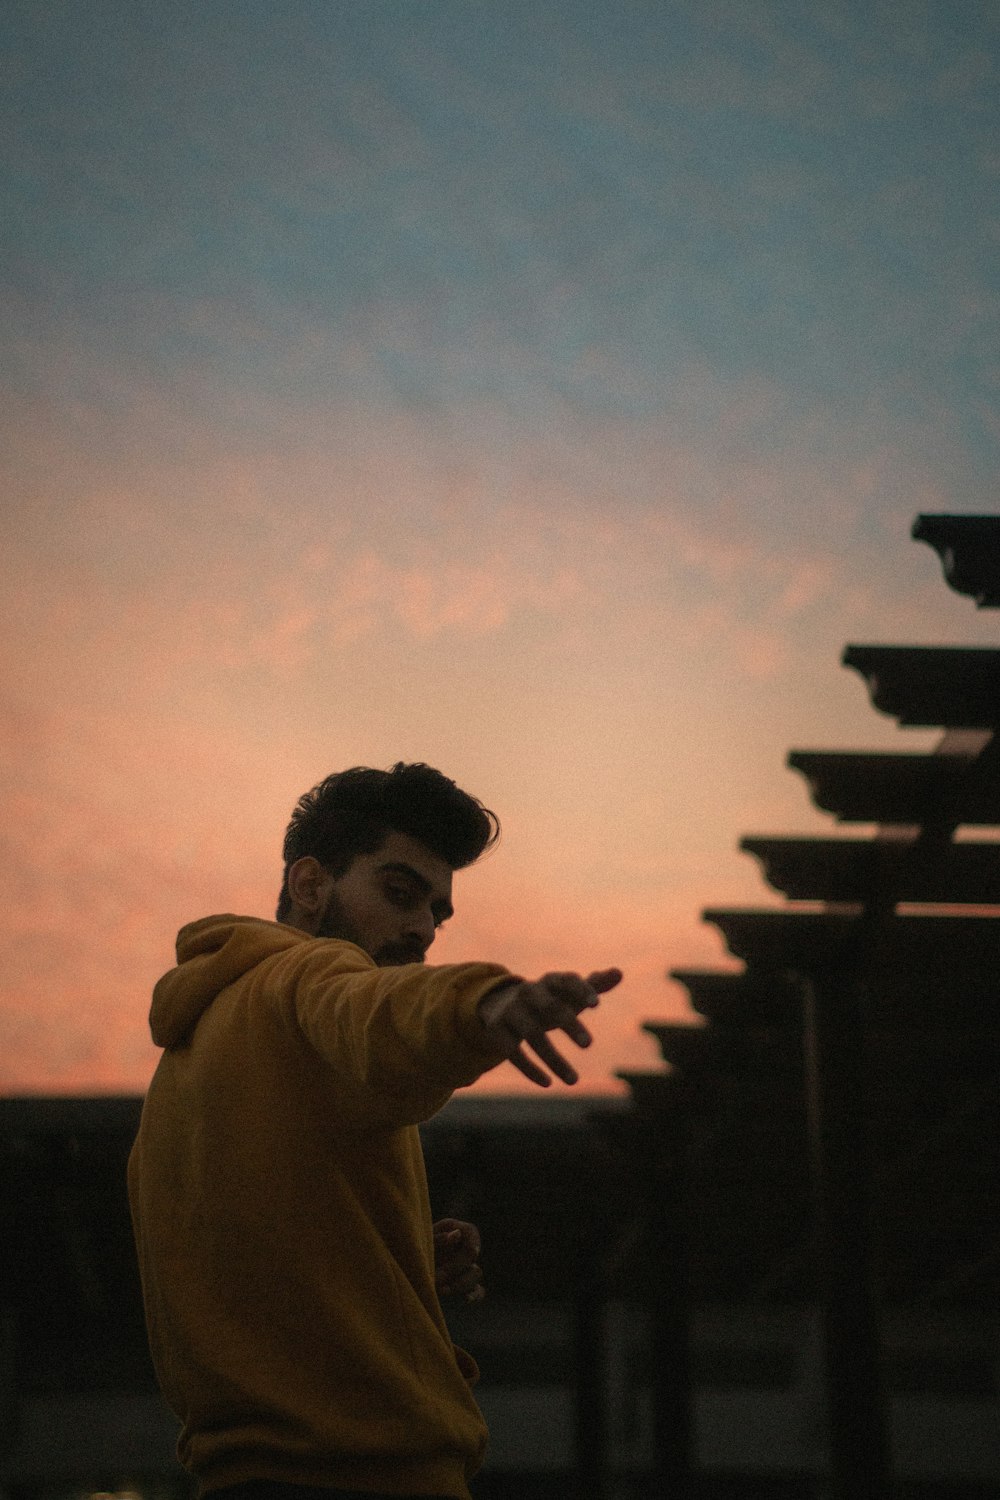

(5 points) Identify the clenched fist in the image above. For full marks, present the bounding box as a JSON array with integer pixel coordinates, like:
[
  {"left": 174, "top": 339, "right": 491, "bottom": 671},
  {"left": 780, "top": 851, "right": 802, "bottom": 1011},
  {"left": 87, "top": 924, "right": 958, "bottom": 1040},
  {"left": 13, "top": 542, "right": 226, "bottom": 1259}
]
[{"left": 433, "top": 1218, "right": 484, "bottom": 1303}]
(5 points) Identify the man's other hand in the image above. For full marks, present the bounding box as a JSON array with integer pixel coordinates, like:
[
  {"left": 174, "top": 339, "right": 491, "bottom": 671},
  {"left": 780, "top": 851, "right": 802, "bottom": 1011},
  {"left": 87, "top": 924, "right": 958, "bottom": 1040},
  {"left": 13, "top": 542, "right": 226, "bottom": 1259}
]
[
  {"left": 477, "top": 968, "right": 622, "bottom": 1087},
  {"left": 433, "top": 1218, "right": 485, "bottom": 1303}
]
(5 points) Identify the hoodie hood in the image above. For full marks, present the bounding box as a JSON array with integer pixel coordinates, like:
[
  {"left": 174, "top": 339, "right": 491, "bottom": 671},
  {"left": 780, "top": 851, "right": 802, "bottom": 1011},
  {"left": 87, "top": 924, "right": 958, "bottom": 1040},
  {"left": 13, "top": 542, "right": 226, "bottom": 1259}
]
[{"left": 149, "top": 915, "right": 312, "bottom": 1048}]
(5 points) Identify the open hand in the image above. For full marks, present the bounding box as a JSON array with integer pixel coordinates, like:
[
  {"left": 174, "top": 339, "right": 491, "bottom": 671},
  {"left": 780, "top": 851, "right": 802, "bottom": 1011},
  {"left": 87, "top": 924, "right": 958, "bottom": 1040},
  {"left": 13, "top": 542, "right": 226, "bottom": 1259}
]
[
  {"left": 434, "top": 1218, "right": 485, "bottom": 1303},
  {"left": 478, "top": 968, "right": 622, "bottom": 1087}
]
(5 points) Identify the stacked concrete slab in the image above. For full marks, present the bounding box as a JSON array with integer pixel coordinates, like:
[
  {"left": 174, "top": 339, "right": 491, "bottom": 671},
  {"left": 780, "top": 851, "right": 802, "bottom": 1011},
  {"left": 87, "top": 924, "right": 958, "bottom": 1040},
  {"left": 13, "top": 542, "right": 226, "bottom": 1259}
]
[{"left": 622, "top": 514, "right": 1000, "bottom": 1499}]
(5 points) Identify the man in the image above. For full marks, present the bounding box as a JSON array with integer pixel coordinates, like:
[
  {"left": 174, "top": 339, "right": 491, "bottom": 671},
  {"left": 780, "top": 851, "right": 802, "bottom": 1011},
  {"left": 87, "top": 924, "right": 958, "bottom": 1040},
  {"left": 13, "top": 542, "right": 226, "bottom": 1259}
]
[{"left": 128, "top": 762, "right": 620, "bottom": 1500}]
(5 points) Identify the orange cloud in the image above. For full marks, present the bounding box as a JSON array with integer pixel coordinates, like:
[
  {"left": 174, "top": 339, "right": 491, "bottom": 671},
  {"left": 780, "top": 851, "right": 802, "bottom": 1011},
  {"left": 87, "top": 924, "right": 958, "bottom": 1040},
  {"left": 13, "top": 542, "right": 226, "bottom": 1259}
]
[{"left": 3, "top": 355, "right": 995, "bottom": 1097}]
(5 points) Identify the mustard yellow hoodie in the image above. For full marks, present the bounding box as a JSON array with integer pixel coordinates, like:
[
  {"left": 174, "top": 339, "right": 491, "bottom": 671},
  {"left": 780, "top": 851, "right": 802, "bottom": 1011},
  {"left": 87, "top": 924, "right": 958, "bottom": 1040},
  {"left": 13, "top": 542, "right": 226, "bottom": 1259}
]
[{"left": 127, "top": 915, "right": 516, "bottom": 1499}]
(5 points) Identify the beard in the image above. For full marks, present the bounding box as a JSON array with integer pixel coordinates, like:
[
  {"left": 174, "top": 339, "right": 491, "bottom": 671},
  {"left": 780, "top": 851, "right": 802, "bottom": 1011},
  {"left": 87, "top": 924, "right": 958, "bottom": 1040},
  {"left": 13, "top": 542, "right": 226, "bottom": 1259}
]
[
  {"left": 315, "top": 890, "right": 425, "bottom": 967},
  {"left": 373, "top": 941, "right": 426, "bottom": 967}
]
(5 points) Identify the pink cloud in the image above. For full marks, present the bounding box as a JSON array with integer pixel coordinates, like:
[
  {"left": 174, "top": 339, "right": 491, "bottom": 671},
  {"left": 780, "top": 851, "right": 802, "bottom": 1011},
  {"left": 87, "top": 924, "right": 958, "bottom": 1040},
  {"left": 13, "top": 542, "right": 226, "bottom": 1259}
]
[
  {"left": 0, "top": 694, "right": 295, "bottom": 1093},
  {"left": 4, "top": 349, "right": 995, "bottom": 1097}
]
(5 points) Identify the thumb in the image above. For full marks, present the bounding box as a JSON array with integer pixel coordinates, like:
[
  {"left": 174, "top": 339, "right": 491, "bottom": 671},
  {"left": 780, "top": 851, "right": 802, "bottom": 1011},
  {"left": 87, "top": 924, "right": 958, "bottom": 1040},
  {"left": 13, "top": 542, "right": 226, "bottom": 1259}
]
[{"left": 586, "top": 968, "right": 622, "bottom": 993}]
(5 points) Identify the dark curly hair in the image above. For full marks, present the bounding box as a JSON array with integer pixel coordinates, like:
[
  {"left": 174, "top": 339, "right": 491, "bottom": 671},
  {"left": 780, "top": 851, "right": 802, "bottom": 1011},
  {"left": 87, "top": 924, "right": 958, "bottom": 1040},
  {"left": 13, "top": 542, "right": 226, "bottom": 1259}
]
[{"left": 276, "top": 762, "right": 500, "bottom": 922}]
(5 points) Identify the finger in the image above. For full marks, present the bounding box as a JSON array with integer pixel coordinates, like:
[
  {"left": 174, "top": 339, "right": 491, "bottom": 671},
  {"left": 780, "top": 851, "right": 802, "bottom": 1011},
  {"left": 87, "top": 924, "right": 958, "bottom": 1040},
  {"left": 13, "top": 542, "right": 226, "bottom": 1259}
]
[
  {"left": 520, "top": 1026, "right": 579, "bottom": 1086},
  {"left": 520, "top": 978, "right": 594, "bottom": 1036},
  {"left": 566, "top": 1017, "right": 593, "bottom": 1048},
  {"left": 460, "top": 1223, "right": 482, "bottom": 1258},
  {"left": 507, "top": 1042, "right": 553, "bottom": 1088},
  {"left": 541, "top": 972, "right": 598, "bottom": 1010},
  {"left": 553, "top": 1008, "right": 593, "bottom": 1048},
  {"left": 507, "top": 993, "right": 593, "bottom": 1054},
  {"left": 586, "top": 967, "right": 623, "bottom": 993},
  {"left": 440, "top": 1265, "right": 483, "bottom": 1299},
  {"left": 434, "top": 1218, "right": 477, "bottom": 1251},
  {"left": 437, "top": 1243, "right": 480, "bottom": 1276},
  {"left": 533, "top": 992, "right": 595, "bottom": 1048}
]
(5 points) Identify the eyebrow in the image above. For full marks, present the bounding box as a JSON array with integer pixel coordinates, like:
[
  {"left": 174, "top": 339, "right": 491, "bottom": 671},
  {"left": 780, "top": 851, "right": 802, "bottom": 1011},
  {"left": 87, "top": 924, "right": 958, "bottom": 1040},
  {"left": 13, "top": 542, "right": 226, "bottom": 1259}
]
[{"left": 376, "top": 861, "right": 454, "bottom": 921}]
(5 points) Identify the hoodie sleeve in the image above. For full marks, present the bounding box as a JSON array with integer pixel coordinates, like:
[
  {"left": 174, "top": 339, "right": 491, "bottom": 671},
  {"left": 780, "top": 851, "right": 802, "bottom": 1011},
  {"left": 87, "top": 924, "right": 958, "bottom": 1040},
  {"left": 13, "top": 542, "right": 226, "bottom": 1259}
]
[{"left": 285, "top": 941, "right": 517, "bottom": 1128}]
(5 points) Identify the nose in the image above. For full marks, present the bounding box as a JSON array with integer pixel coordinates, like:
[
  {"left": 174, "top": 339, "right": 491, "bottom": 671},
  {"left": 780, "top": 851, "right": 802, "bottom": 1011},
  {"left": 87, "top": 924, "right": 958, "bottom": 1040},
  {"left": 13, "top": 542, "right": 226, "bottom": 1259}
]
[{"left": 405, "top": 905, "right": 437, "bottom": 956}]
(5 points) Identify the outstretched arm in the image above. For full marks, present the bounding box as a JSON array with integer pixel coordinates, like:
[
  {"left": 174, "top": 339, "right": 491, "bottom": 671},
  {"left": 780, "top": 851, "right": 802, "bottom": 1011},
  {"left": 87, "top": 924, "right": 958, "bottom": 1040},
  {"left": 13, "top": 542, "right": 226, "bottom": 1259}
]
[{"left": 477, "top": 967, "right": 622, "bottom": 1087}]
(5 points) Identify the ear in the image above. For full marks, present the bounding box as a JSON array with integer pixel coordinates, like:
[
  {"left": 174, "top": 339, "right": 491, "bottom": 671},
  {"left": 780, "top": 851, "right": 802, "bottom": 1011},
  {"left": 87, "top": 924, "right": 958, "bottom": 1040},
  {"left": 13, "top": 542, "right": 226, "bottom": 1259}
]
[{"left": 285, "top": 856, "right": 332, "bottom": 917}]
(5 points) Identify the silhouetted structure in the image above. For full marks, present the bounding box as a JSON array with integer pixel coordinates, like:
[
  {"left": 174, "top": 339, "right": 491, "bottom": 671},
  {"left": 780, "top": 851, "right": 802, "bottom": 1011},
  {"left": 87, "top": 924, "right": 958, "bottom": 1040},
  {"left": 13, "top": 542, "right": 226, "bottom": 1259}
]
[{"left": 623, "top": 512, "right": 1000, "bottom": 1500}]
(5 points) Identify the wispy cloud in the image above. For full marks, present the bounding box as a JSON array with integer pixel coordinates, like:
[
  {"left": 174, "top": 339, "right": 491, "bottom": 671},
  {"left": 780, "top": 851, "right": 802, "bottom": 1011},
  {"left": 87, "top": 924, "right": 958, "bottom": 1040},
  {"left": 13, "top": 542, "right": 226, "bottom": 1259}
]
[{"left": 3, "top": 0, "right": 998, "bottom": 1092}]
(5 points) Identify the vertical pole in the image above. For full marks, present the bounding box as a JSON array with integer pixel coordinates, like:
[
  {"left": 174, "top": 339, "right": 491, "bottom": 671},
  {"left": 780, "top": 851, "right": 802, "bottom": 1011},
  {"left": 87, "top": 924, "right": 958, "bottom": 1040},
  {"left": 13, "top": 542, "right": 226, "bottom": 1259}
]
[
  {"left": 645, "top": 1096, "right": 694, "bottom": 1500},
  {"left": 573, "top": 1248, "right": 606, "bottom": 1500},
  {"left": 803, "top": 967, "right": 893, "bottom": 1500}
]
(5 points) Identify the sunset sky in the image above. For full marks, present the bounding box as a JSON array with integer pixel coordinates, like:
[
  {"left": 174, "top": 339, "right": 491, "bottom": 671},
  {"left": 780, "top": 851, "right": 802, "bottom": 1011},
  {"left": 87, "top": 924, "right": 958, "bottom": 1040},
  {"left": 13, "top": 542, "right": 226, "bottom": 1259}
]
[{"left": 3, "top": 0, "right": 998, "bottom": 1095}]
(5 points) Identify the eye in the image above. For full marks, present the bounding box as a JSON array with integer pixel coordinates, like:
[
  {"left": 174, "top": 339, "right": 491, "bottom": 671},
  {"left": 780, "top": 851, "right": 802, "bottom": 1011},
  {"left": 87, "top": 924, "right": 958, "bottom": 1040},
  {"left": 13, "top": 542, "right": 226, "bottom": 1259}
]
[{"left": 386, "top": 885, "right": 416, "bottom": 908}]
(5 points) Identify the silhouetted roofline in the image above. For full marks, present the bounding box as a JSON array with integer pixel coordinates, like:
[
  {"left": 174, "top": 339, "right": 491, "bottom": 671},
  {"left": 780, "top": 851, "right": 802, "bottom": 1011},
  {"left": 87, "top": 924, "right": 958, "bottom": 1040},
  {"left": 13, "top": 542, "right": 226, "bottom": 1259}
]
[
  {"left": 842, "top": 645, "right": 1000, "bottom": 727},
  {"left": 912, "top": 513, "right": 1000, "bottom": 607},
  {"left": 739, "top": 834, "right": 1000, "bottom": 904},
  {"left": 787, "top": 747, "right": 1000, "bottom": 824}
]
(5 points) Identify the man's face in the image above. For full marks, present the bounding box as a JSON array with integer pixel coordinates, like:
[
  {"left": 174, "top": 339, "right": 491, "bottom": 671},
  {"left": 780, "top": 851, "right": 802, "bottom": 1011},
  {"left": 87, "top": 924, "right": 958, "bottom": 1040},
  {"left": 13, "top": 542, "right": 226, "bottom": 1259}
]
[{"left": 314, "top": 830, "right": 455, "bottom": 966}]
